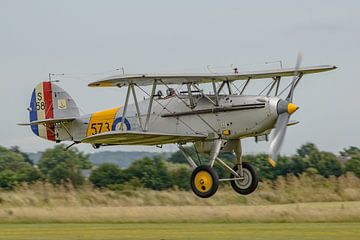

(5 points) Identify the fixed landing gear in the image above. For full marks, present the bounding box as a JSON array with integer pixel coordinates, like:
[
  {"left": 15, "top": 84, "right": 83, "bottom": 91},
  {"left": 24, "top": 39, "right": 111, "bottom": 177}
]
[
  {"left": 230, "top": 162, "right": 258, "bottom": 195},
  {"left": 190, "top": 165, "right": 219, "bottom": 198},
  {"left": 178, "top": 140, "right": 259, "bottom": 198}
]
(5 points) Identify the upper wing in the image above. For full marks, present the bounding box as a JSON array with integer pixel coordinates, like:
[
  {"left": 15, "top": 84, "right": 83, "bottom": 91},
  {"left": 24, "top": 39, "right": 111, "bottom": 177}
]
[
  {"left": 88, "top": 65, "right": 337, "bottom": 87},
  {"left": 81, "top": 131, "right": 207, "bottom": 146}
]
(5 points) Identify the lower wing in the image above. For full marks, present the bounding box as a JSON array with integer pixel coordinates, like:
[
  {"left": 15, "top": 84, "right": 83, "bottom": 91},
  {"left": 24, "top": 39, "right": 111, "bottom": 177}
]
[{"left": 81, "top": 131, "right": 207, "bottom": 146}]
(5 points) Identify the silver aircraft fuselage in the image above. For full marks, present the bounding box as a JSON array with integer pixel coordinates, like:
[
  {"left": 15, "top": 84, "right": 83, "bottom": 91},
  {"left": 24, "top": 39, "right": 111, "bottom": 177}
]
[{"left": 56, "top": 94, "right": 280, "bottom": 144}]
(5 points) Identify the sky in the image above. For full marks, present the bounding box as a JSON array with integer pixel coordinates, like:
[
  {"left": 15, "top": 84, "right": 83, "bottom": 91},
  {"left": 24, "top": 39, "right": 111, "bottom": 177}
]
[{"left": 0, "top": 0, "right": 359, "bottom": 154}]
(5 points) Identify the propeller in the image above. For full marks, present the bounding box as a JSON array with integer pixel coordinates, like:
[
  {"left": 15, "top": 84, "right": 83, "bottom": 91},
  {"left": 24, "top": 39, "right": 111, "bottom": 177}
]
[{"left": 268, "top": 53, "right": 302, "bottom": 167}]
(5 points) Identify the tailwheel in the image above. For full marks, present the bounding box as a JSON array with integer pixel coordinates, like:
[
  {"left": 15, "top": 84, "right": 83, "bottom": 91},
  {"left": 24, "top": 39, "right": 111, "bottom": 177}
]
[
  {"left": 191, "top": 165, "right": 219, "bottom": 198},
  {"left": 230, "top": 162, "right": 258, "bottom": 195}
]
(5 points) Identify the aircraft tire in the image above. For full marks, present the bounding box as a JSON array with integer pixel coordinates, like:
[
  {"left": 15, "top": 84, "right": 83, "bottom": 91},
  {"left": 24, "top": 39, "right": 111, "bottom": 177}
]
[
  {"left": 190, "top": 165, "right": 219, "bottom": 198},
  {"left": 230, "top": 162, "right": 258, "bottom": 195}
]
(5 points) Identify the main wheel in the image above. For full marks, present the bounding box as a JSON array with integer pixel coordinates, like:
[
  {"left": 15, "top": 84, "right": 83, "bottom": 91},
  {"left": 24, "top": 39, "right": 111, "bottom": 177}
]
[
  {"left": 230, "top": 162, "right": 258, "bottom": 195},
  {"left": 190, "top": 165, "right": 219, "bottom": 198}
]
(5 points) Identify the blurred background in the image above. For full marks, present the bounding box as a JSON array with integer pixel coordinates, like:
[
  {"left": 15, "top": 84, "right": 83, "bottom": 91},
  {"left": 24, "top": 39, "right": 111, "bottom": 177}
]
[
  {"left": 0, "top": 0, "right": 359, "bottom": 154},
  {"left": 0, "top": 1, "right": 360, "bottom": 238}
]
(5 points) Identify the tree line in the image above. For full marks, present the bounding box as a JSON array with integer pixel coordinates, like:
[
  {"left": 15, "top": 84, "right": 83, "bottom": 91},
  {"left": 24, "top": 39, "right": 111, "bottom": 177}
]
[{"left": 0, "top": 143, "right": 359, "bottom": 190}]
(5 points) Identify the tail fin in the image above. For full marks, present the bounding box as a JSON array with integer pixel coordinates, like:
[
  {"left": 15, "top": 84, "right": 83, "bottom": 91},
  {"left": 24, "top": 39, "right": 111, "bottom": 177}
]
[{"left": 29, "top": 82, "right": 80, "bottom": 141}]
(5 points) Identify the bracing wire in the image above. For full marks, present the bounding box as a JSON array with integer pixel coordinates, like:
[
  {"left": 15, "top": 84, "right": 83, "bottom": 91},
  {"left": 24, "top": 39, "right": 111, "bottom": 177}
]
[
  {"left": 258, "top": 80, "right": 275, "bottom": 95},
  {"left": 136, "top": 84, "right": 199, "bottom": 134}
]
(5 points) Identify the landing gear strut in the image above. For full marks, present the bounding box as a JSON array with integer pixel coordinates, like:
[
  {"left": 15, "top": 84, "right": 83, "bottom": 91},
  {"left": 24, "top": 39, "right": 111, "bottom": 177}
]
[
  {"left": 178, "top": 139, "right": 259, "bottom": 198},
  {"left": 231, "top": 140, "right": 258, "bottom": 195}
]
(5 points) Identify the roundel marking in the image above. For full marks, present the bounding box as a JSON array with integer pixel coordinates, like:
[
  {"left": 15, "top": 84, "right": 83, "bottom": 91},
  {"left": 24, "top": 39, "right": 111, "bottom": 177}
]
[{"left": 112, "top": 117, "right": 131, "bottom": 131}]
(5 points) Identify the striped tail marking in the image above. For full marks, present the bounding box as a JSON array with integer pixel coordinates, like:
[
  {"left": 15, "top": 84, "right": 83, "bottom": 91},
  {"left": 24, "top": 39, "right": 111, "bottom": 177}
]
[{"left": 29, "top": 82, "right": 56, "bottom": 141}]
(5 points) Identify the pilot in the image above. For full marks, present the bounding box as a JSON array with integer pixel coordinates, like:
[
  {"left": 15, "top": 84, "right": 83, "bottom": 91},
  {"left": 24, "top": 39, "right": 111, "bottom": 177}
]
[
  {"left": 165, "top": 88, "right": 176, "bottom": 98},
  {"left": 156, "top": 90, "right": 163, "bottom": 99}
]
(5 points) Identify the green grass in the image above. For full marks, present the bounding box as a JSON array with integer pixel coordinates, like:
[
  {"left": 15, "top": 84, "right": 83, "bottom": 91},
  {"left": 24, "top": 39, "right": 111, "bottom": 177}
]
[
  {"left": 1, "top": 201, "right": 360, "bottom": 223},
  {"left": 3, "top": 173, "right": 360, "bottom": 208},
  {"left": 0, "top": 222, "right": 359, "bottom": 240}
]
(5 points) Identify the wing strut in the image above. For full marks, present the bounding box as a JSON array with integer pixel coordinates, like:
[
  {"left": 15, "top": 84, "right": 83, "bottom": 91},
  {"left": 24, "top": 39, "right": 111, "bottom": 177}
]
[
  {"left": 266, "top": 77, "right": 280, "bottom": 96},
  {"left": 275, "top": 76, "right": 281, "bottom": 96},
  {"left": 226, "top": 80, "right": 232, "bottom": 95},
  {"left": 144, "top": 80, "right": 157, "bottom": 131},
  {"left": 120, "top": 83, "right": 131, "bottom": 131},
  {"left": 217, "top": 81, "right": 226, "bottom": 94},
  {"left": 118, "top": 83, "right": 145, "bottom": 131},
  {"left": 130, "top": 84, "right": 143, "bottom": 130},
  {"left": 186, "top": 83, "right": 196, "bottom": 109},
  {"left": 211, "top": 80, "right": 219, "bottom": 106},
  {"left": 240, "top": 78, "right": 251, "bottom": 95}
]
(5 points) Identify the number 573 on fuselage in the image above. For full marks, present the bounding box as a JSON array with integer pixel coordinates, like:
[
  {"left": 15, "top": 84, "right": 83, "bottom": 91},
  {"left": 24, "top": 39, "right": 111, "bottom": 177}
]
[{"left": 19, "top": 62, "right": 336, "bottom": 198}]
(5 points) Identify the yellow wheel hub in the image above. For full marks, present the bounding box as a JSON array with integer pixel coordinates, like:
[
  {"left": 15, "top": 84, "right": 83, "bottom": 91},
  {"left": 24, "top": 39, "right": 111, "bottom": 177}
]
[{"left": 194, "top": 170, "right": 213, "bottom": 192}]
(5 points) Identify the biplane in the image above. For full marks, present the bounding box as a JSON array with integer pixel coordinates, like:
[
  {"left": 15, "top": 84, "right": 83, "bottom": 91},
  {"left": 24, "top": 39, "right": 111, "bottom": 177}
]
[{"left": 20, "top": 56, "right": 336, "bottom": 198}]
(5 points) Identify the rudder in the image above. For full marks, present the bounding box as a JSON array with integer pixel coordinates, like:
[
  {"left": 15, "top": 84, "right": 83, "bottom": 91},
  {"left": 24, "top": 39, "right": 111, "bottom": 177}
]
[{"left": 29, "top": 82, "right": 80, "bottom": 141}]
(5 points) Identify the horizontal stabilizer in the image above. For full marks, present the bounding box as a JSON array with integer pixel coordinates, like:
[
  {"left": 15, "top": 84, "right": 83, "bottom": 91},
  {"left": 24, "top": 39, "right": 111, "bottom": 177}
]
[
  {"left": 18, "top": 117, "right": 76, "bottom": 126},
  {"left": 82, "top": 131, "right": 207, "bottom": 146}
]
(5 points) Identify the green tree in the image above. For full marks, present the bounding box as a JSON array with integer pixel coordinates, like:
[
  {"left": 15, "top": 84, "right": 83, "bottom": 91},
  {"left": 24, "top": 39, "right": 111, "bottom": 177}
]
[
  {"left": 48, "top": 163, "right": 71, "bottom": 184},
  {"left": 296, "top": 143, "right": 343, "bottom": 177},
  {"left": 340, "top": 146, "right": 360, "bottom": 158},
  {"left": 125, "top": 157, "right": 172, "bottom": 190},
  {"left": 89, "top": 163, "right": 125, "bottom": 188},
  {"left": 171, "top": 165, "right": 191, "bottom": 190},
  {"left": 305, "top": 149, "right": 343, "bottom": 177},
  {"left": 297, "top": 142, "right": 319, "bottom": 158},
  {"left": 0, "top": 170, "right": 17, "bottom": 190},
  {"left": 0, "top": 146, "right": 42, "bottom": 189},
  {"left": 38, "top": 145, "right": 91, "bottom": 186},
  {"left": 345, "top": 157, "right": 360, "bottom": 177},
  {"left": 243, "top": 153, "right": 279, "bottom": 180},
  {"left": 344, "top": 147, "right": 360, "bottom": 177},
  {"left": 10, "top": 146, "right": 33, "bottom": 165},
  {"left": 315, "top": 152, "right": 343, "bottom": 177}
]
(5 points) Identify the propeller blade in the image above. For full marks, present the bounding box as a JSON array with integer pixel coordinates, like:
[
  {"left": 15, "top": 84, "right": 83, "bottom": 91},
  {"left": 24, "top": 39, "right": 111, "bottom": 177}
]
[
  {"left": 268, "top": 113, "right": 290, "bottom": 167},
  {"left": 286, "top": 52, "right": 303, "bottom": 102},
  {"left": 269, "top": 53, "right": 303, "bottom": 167}
]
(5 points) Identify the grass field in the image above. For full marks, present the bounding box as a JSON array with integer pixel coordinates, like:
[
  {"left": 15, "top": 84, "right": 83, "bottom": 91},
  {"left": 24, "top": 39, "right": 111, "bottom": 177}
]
[
  {"left": 1, "top": 201, "right": 360, "bottom": 223},
  {"left": 2, "top": 173, "right": 360, "bottom": 208},
  {"left": 1, "top": 176, "right": 360, "bottom": 239},
  {"left": 0, "top": 222, "right": 359, "bottom": 240}
]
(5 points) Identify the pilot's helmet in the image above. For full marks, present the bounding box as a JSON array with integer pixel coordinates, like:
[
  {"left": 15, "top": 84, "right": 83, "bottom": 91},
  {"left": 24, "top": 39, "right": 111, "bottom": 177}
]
[{"left": 157, "top": 90, "right": 163, "bottom": 97}]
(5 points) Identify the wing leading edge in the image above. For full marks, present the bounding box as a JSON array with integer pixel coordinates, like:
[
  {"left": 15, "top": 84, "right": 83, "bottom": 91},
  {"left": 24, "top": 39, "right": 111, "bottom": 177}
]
[
  {"left": 88, "top": 65, "right": 337, "bottom": 87},
  {"left": 82, "top": 131, "right": 207, "bottom": 146}
]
